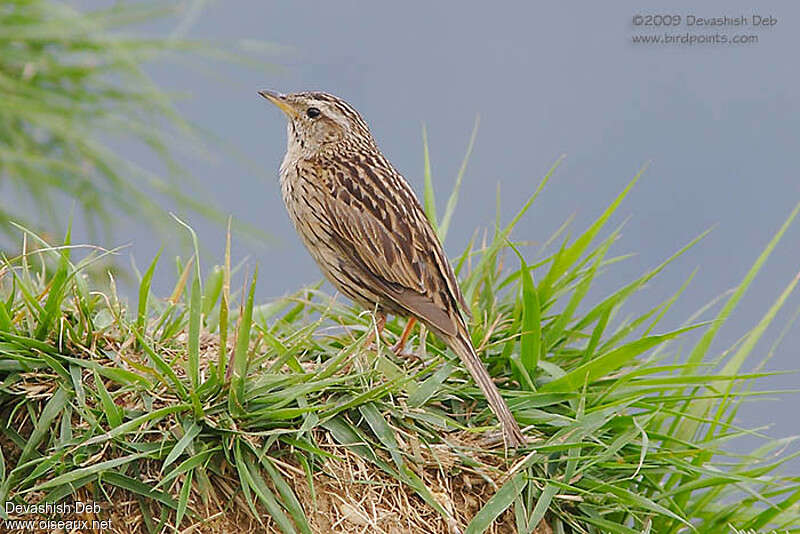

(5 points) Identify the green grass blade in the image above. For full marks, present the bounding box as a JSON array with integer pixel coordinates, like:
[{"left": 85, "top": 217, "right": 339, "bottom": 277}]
[
  {"left": 136, "top": 247, "right": 162, "bottom": 338},
  {"left": 162, "top": 422, "right": 202, "bottom": 472},
  {"left": 439, "top": 114, "right": 479, "bottom": 241},
  {"left": 465, "top": 472, "right": 527, "bottom": 534},
  {"left": 359, "top": 402, "right": 403, "bottom": 468},
  {"left": 135, "top": 331, "right": 188, "bottom": 397},
  {"left": 93, "top": 370, "right": 122, "bottom": 428},
  {"left": 19, "top": 386, "right": 69, "bottom": 463},
  {"left": 408, "top": 362, "right": 454, "bottom": 408},
  {"left": 84, "top": 404, "right": 190, "bottom": 447},
  {"left": 539, "top": 166, "right": 646, "bottom": 304},
  {"left": 421, "top": 123, "right": 438, "bottom": 229},
  {"left": 103, "top": 472, "right": 181, "bottom": 512},
  {"left": 219, "top": 217, "right": 232, "bottom": 383},
  {"left": 34, "top": 248, "right": 70, "bottom": 340},
  {"left": 508, "top": 241, "right": 541, "bottom": 385},
  {"left": 685, "top": 200, "right": 800, "bottom": 370},
  {"left": 541, "top": 324, "right": 703, "bottom": 392},
  {"left": 230, "top": 267, "right": 258, "bottom": 411},
  {"left": 527, "top": 483, "right": 558, "bottom": 532},
  {"left": 262, "top": 457, "right": 313, "bottom": 534},
  {"left": 30, "top": 452, "right": 147, "bottom": 492},
  {"left": 175, "top": 468, "right": 193, "bottom": 527},
  {"left": 239, "top": 448, "right": 297, "bottom": 533},
  {"left": 0, "top": 299, "right": 13, "bottom": 333},
  {"left": 710, "top": 271, "right": 800, "bottom": 426},
  {"left": 188, "top": 274, "right": 201, "bottom": 391}
]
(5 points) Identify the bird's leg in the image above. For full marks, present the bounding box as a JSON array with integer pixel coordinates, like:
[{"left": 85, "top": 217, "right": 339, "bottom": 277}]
[
  {"left": 392, "top": 317, "right": 417, "bottom": 355},
  {"left": 363, "top": 311, "right": 387, "bottom": 348}
]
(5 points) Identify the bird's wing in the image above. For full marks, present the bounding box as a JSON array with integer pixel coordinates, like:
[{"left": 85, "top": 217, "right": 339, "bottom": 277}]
[{"left": 320, "top": 155, "right": 468, "bottom": 336}]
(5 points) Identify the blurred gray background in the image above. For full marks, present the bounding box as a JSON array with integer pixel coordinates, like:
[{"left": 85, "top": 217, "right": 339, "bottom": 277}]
[{"left": 72, "top": 2, "right": 799, "bottom": 461}]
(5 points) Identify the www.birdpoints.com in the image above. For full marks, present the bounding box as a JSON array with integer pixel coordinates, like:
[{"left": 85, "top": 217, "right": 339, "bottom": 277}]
[
  {"left": 3, "top": 500, "right": 112, "bottom": 531},
  {"left": 630, "top": 13, "right": 778, "bottom": 46}
]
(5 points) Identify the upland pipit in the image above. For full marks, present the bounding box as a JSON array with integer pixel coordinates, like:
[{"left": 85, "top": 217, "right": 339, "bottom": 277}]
[{"left": 260, "top": 90, "right": 525, "bottom": 447}]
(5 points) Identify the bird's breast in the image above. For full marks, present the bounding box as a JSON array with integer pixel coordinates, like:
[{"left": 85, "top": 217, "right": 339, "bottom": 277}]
[{"left": 279, "top": 158, "right": 336, "bottom": 255}]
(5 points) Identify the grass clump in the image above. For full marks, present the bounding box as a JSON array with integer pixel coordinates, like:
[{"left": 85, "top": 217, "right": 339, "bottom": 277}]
[{"left": 1, "top": 166, "right": 799, "bottom": 533}]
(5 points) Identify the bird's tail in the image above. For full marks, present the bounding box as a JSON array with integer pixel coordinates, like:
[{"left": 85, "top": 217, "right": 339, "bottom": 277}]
[{"left": 447, "top": 331, "right": 526, "bottom": 447}]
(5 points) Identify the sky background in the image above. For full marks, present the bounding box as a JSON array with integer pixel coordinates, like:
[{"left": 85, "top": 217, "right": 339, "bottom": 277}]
[{"left": 64, "top": 1, "right": 799, "bottom": 466}]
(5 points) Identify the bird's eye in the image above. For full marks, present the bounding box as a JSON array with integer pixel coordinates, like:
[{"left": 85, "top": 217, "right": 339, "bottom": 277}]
[{"left": 306, "top": 107, "right": 321, "bottom": 119}]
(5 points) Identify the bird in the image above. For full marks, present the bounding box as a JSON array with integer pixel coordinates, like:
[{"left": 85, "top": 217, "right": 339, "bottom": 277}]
[{"left": 259, "top": 90, "right": 526, "bottom": 447}]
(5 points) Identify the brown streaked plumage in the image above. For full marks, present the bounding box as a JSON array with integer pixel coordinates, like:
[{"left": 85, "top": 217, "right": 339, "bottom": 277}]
[{"left": 259, "top": 90, "right": 525, "bottom": 447}]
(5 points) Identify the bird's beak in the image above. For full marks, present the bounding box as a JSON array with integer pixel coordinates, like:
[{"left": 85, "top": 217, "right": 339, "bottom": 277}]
[{"left": 259, "top": 90, "right": 297, "bottom": 118}]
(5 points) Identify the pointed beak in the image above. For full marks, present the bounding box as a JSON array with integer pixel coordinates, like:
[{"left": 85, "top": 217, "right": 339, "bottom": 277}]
[{"left": 259, "top": 90, "right": 297, "bottom": 118}]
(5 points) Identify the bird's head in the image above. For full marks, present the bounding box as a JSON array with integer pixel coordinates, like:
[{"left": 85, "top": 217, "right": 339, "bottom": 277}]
[{"left": 259, "top": 90, "right": 373, "bottom": 156}]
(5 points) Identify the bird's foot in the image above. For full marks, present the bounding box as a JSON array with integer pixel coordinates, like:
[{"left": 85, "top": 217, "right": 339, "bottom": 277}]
[
  {"left": 393, "top": 348, "right": 424, "bottom": 363},
  {"left": 391, "top": 339, "right": 410, "bottom": 355}
]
